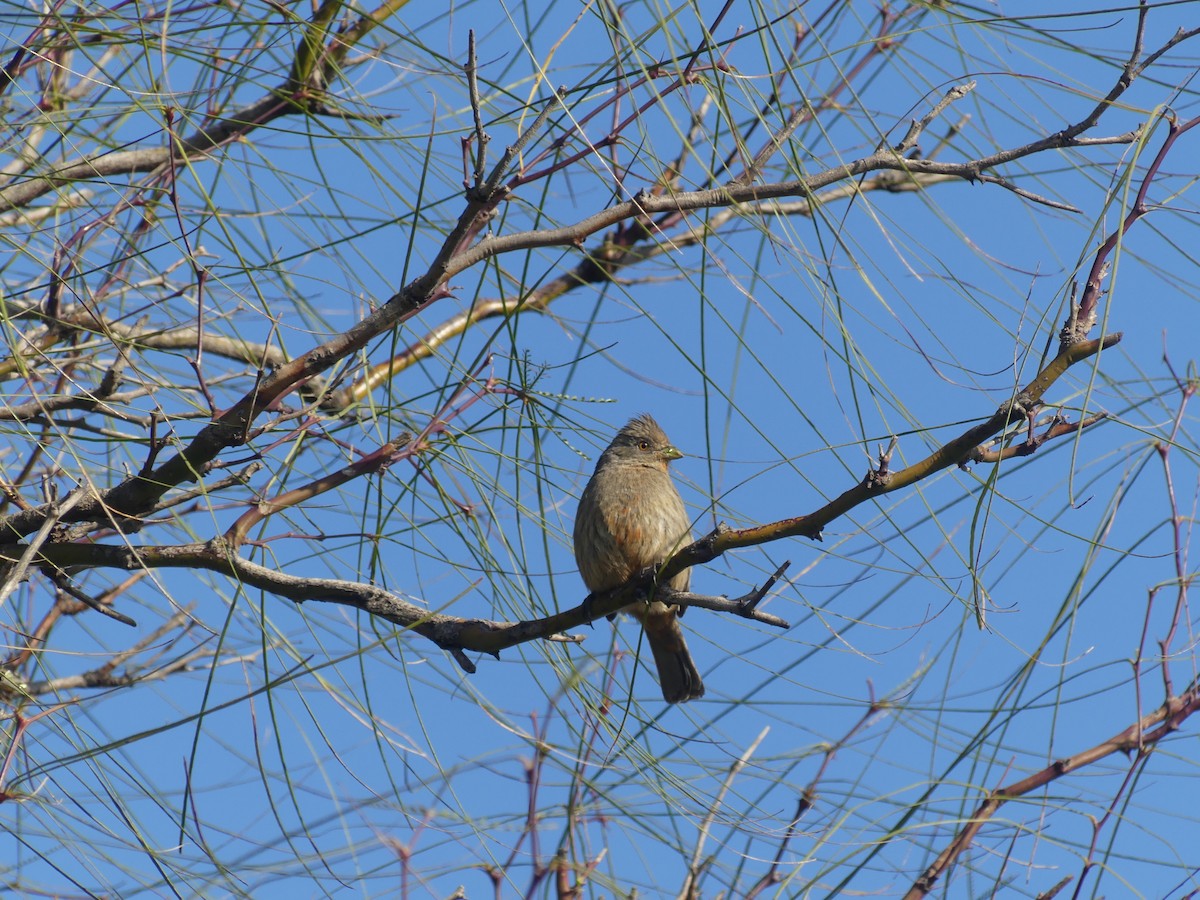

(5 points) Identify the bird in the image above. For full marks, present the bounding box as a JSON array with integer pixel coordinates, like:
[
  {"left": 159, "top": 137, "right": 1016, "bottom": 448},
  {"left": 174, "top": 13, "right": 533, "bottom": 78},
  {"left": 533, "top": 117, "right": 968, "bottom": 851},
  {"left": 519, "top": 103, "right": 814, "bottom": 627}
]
[{"left": 573, "top": 414, "right": 704, "bottom": 703}]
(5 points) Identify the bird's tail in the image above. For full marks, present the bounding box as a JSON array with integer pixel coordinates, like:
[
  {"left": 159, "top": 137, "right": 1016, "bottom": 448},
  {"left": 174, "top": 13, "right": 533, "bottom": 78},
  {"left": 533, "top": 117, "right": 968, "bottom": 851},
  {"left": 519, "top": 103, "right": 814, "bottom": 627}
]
[{"left": 643, "top": 610, "right": 705, "bottom": 703}]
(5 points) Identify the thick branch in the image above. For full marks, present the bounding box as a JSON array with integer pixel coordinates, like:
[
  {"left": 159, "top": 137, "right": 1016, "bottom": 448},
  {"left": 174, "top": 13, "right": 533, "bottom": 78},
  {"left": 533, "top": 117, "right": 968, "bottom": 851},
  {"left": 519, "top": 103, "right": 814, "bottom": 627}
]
[
  {"left": 0, "top": 538, "right": 788, "bottom": 671},
  {"left": 0, "top": 91, "right": 295, "bottom": 213},
  {"left": 653, "top": 335, "right": 1121, "bottom": 581},
  {"left": 442, "top": 130, "right": 1119, "bottom": 285},
  {"left": 0, "top": 334, "right": 1119, "bottom": 665},
  {"left": 329, "top": 169, "right": 966, "bottom": 409}
]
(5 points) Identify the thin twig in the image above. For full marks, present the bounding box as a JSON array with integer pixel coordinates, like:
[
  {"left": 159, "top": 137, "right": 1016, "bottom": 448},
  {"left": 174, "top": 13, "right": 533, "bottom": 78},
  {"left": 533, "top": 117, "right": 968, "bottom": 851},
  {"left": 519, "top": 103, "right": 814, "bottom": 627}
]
[
  {"left": 680, "top": 726, "right": 770, "bottom": 899},
  {"left": 48, "top": 572, "right": 137, "bottom": 626}
]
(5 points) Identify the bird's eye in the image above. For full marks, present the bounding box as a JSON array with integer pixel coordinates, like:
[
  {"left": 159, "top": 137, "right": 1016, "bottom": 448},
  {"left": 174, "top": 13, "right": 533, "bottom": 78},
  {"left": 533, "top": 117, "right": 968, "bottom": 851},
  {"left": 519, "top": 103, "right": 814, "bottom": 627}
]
[{"left": 637, "top": 440, "right": 650, "bottom": 451}]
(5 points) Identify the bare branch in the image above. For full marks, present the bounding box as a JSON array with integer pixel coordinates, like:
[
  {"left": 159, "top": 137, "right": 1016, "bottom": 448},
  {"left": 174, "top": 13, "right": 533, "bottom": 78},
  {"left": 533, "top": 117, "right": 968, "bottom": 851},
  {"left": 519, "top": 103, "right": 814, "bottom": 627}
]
[
  {"left": 657, "top": 334, "right": 1122, "bottom": 583},
  {"left": 967, "top": 412, "right": 1108, "bottom": 464},
  {"left": 0, "top": 335, "right": 1116, "bottom": 667},
  {"left": 905, "top": 685, "right": 1200, "bottom": 898},
  {"left": 225, "top": 441, "right": 403, "bottom": 547}
]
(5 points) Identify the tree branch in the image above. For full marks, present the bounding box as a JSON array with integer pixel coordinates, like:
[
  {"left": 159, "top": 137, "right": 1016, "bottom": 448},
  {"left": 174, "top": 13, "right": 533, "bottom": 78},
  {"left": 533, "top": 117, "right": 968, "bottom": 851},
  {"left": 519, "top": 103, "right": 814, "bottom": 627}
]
[{"left": 904, "top": 684, "right": 1200, "bottom": 898}]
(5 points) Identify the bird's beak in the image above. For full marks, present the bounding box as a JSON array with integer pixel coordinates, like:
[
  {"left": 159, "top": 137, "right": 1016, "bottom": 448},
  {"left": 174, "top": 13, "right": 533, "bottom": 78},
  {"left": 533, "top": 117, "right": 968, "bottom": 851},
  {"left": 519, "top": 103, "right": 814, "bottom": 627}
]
[{"left": 661, "top": 445, "right": 683, "bottom": 461}]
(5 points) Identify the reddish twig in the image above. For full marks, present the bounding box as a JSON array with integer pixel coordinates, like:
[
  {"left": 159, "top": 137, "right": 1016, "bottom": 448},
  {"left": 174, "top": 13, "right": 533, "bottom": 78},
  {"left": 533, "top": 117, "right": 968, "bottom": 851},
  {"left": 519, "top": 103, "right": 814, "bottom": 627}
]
[{"left": 904, "top": 685, "right": 1200, "bottom": 898}]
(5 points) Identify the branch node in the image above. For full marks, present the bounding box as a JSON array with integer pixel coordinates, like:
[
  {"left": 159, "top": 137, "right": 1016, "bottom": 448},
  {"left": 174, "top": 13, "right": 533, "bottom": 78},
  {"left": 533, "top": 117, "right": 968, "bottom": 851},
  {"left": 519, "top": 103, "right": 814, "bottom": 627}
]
[{"left": 738, "top": 561, "right": 791, "bottom": 614}]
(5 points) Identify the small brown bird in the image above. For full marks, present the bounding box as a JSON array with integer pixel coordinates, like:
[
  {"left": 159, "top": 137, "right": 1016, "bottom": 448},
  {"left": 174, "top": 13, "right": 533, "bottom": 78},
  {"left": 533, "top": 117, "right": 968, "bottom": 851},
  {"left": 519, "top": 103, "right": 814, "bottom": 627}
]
[{"left": 573, "top": 414, "right": 704, "bottom": 703}]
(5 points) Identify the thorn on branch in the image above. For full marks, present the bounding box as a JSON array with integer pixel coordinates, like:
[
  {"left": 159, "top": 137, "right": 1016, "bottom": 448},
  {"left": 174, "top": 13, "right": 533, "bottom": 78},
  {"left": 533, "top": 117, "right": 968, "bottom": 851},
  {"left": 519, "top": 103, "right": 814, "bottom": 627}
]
[
  {"left": 866, "top": 436, "right": 899, "bottom": 489},
  {"left": 450, "top": 647, "right": 477, "bottom": 673},
  {"left": 139, "top": 412, "right": 165, "bottom": 477},
  {"left": 736, "top": 560, "right": 791, "bottom": 615},
  {"left": 878, "top": 435, "right": 898, "bottom": 475}
]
